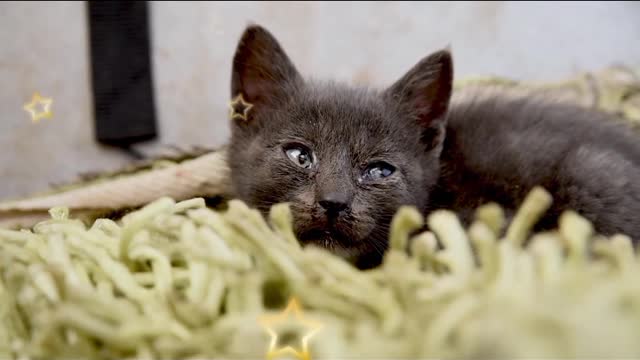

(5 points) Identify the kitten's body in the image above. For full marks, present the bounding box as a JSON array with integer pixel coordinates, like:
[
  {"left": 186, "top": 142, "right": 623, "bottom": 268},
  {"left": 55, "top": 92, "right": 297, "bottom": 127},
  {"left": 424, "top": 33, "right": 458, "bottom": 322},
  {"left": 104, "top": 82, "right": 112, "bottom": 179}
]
[
  {"left": 436, "top": 90, "right": 640, "bottom": 235},
  {"left": 227, "top": 25, "right": 640, "bottom": 269}
]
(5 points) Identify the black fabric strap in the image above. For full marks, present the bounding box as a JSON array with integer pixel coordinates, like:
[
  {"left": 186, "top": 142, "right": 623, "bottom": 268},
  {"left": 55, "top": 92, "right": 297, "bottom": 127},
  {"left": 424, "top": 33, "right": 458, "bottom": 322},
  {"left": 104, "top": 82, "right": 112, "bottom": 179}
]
[{"left": 87, "top": 1, "right": 158, "bottom": 147}]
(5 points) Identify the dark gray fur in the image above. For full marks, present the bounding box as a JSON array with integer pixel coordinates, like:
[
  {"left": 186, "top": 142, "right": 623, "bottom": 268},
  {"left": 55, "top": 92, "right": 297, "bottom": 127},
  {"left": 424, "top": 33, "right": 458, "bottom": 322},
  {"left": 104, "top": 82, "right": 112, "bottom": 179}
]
[{"left": 228, "top": 25, "right": 640, "bottom": 269}]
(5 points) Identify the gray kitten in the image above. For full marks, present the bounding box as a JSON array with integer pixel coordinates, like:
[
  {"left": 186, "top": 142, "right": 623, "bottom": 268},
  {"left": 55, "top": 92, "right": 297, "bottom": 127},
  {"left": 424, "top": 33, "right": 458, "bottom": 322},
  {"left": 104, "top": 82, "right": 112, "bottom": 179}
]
[{"left": 227, "top": 25, "right": 640, "bottom": 269}]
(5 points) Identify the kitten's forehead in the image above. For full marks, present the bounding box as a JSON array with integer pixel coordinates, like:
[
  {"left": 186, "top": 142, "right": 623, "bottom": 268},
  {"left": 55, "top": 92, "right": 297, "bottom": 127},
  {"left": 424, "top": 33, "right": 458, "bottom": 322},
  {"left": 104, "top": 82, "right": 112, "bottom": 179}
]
[{"left": 283, "top": 82, "right": 417, "bottom": 154}]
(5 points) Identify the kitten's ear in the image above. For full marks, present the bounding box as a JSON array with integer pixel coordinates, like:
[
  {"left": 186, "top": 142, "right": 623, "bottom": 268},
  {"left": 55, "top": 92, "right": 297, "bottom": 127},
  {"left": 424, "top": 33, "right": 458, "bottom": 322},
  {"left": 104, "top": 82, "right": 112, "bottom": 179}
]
[
  {"left": 231, "top": 25, "right": 302, "bottom": 114},
  {"left": 385, "top": 49, "right": 453, "bottom": 144}
]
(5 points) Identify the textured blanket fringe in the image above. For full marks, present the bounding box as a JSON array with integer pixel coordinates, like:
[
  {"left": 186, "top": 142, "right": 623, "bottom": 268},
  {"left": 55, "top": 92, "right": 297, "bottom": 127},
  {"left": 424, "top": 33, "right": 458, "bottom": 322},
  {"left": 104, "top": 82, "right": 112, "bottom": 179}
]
[{"left": 2, "top": 187, "right": 639, "bottom": 360}]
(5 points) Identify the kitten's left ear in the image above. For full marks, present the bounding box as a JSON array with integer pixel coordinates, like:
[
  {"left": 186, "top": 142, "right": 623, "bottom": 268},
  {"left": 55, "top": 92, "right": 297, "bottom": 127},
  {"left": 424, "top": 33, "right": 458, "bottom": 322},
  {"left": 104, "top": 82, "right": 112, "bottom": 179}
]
[
  {"left": 231, "top": 25, "right": 302, "bottom": 115},
  {"left": 385, "top": 49, "right": 453, "bottom": 144}
]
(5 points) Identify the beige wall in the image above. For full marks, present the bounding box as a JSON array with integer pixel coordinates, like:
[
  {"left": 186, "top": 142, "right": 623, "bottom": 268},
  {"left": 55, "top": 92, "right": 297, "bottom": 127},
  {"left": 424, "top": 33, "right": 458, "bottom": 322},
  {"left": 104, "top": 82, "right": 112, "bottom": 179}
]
[{"left": 1, "top": 1, "right": 640, "bottom": 200}]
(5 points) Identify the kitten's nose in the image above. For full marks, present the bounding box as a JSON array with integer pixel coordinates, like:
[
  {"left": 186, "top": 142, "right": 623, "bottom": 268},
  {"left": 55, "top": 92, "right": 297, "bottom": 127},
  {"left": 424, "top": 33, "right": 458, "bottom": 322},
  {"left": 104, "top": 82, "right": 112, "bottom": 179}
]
[{"left": 318, "top": 194, "right": 349, "bottom": 214}]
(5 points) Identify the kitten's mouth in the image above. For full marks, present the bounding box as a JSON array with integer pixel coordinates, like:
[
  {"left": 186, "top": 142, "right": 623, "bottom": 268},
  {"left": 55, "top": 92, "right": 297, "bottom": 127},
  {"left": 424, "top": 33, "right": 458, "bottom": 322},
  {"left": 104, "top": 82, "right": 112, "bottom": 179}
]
[
  {"left": 298, "top": 228, "right": 352, "bottom": 250},
  {"left": 298, "top": 228, "right": 360, "bottom": 260}
]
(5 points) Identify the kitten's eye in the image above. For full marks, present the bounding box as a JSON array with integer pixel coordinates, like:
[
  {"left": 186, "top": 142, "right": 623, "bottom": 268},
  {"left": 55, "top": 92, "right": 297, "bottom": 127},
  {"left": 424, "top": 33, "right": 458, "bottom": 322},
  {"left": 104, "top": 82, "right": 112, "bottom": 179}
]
[
  {"left": 363, "top": 162, "right": 396, "bottom": 181},
  {"left": 284, "top": 145, "right": 314, "bottom": 169}
]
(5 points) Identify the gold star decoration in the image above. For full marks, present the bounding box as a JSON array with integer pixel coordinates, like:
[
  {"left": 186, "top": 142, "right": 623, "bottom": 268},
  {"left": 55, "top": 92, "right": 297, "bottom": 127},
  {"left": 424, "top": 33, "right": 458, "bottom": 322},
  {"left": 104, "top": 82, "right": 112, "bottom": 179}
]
[
  {"left": 259, "top": 297, "right": 323, "bottom": 360},
  {"left": 228, "top": 93, "right": 253, "bottom": 121},
  {"left": 23, "top": 92, "right": 54, "bottom": 123}
]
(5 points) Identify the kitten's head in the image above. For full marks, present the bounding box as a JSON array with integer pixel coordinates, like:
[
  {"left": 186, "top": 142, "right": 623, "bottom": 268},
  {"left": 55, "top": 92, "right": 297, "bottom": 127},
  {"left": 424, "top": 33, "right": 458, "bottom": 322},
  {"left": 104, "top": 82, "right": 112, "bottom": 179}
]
[{"left": 228, "top": 25, "right": 453, "bottom": 268}]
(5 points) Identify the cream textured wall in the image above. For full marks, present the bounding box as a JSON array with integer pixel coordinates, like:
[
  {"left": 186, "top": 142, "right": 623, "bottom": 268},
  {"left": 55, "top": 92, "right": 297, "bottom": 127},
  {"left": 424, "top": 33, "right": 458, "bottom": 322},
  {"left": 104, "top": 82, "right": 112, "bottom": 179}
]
[{"left": 1, "top": 1, "right": 639, "bottom": 200}]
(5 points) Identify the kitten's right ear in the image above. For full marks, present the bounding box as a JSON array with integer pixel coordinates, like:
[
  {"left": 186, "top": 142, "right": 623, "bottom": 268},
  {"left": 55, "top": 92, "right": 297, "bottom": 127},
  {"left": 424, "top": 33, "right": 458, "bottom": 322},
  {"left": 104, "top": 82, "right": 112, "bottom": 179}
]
[
  {"left": 384, "top": 49, "right": 453, "bottom": 148},
  {"left": 231, "top": 25, "right": 302, "bottom": 116}
]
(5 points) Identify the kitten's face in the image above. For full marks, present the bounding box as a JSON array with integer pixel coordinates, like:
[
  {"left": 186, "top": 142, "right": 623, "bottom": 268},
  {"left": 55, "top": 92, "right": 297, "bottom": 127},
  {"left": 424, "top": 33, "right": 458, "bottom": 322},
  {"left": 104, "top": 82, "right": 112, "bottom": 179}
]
[{"left": 228, "top": 26, "right": 452, "bottom": 268}]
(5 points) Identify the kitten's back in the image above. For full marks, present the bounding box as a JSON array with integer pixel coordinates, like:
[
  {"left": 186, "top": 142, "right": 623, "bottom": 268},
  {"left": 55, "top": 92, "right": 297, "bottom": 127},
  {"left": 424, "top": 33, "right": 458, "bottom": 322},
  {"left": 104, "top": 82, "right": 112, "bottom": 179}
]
[{"left": 437, "top": 87, "right": 640, "bottom": 240}]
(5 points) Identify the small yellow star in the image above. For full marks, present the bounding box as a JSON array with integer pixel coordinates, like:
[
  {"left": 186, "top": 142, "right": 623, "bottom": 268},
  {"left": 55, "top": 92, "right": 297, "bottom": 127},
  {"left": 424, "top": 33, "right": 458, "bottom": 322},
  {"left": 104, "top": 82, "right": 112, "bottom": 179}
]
[
  {"left": 23, "top": 92, "right": 53, "bottom": 123},
  {"left": 229, "top": 93, "right": 253, "bottom": 121},
  {"left": 259, "top": 297, "right": 323, "bottom": 360}
]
